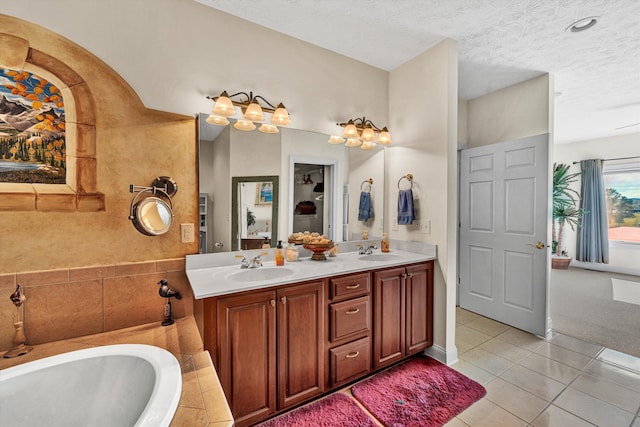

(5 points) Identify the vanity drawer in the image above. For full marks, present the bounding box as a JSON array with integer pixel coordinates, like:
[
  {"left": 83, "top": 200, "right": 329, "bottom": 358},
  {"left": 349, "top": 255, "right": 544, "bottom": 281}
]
[
  {"left": 330, "top": 273, "right": 370, "bottom": 300},
  {"left": 330, "top": 296, "right": 370, "bottom": 342},
  {"left": 329, "top": 337, "right": 371, "bottom": 386}
]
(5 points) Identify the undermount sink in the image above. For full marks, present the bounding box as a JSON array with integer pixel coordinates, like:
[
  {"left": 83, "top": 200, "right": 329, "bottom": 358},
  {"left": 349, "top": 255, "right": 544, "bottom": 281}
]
[
  {"left": 225, "top": 267, "right": 295, "bottom": 283},
  {"left": 358, "top": 254, "right": 402, "bottom": 262}
]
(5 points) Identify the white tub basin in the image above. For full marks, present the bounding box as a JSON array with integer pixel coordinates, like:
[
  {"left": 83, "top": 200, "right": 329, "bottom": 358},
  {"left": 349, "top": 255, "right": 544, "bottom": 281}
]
[
  {"left": 0, "top": 344, "right": 181, "bottom": 427},
  {"left": 225, "top": 267, "right": 295, "bottom": 282}
]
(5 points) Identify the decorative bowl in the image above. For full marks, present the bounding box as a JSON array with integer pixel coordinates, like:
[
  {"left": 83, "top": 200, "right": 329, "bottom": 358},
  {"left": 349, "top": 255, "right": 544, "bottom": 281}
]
[{"left": 302, "top": 242, "right": 335, "bottom": 261}]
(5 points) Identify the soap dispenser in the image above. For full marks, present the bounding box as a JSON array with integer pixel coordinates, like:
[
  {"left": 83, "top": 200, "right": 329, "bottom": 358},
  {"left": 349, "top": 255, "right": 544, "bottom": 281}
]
[
  {"left": 381, "top": 233, "right": 390, "bottom": 253},
  {"left": 275, "top": 240, "right": 285, "bottom": 266}
]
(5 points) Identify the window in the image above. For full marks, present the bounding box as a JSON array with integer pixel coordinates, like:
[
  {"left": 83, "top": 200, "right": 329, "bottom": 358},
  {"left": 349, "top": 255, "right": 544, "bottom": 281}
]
[{"left": 603, "top": 161, "right": 640, "bottom": 243}]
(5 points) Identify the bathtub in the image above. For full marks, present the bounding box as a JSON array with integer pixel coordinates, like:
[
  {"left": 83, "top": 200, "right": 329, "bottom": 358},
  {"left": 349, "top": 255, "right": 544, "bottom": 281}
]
[{"left": 0, "top": 344, "right": 182, "bottom": 427}]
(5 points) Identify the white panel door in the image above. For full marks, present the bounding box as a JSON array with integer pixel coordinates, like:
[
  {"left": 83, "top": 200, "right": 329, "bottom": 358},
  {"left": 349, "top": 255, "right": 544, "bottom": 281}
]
[{"left": 459, "top": 134, "right": 550, "bottom": 336}]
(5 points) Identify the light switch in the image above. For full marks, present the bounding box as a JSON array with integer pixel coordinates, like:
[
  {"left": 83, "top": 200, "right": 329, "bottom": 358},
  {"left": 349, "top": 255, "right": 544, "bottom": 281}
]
[{"left": 181, "top": 223, "right": 195, "bottom": 243}]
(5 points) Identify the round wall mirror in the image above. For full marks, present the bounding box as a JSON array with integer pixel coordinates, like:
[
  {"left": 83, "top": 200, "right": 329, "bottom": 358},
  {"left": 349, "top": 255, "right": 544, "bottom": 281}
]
[
  {"left": 132, "top": 196, "right": 173, "bottom": 236},
  {"left": 129, "top": 181, "right": 176, "bottom": 236}
]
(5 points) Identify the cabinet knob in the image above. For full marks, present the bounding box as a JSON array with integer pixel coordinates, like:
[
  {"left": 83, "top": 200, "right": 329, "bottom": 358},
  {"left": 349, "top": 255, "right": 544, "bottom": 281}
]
[
  {"left": 345, "top": 351, "right": 360, "bottom": 359},
  {"left": 270, "top": 299, "right": 275, "bottom": 307},
  {"left": 345, "top": 283, "right": 360, "bottom": 290},
  {"left": 402, "top": 273, "right": 408, "bottom": 279},
  {"left": 346, "top": 308, "right": 360, "bottom": 315},
  {"left": 281, "top": 296, "right": 287, "bottom": 305},
  {"left": 408, "top": 273, "right": 413, "bottom": 278}
]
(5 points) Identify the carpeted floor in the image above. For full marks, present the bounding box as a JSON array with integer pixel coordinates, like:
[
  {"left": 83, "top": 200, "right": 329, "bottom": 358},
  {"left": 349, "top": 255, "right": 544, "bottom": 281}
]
[{"left": 551, "top": 266, "right": 640, "bottom": 358}]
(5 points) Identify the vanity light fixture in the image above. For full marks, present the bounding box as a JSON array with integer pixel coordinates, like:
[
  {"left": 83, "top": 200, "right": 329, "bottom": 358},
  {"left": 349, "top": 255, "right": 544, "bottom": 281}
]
[
  {"left": 329, "top": 116, "right": 392, "bottom": 149},
  {"left": 206, "top": 90, "right": 291, "bottom": 133}
]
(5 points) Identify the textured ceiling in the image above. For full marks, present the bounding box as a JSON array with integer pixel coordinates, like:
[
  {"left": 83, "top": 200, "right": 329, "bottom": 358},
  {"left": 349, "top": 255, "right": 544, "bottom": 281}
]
[{"left": 197, "top": 0, "right": 640, "bottom": 144}]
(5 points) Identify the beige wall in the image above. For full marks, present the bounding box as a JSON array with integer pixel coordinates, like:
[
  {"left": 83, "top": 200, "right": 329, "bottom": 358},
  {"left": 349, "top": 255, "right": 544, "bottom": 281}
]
[
  {"left": 554, "top": 132, "right": 640, "bottom": 271},
  {"left": 467, "top": 74, "right": 552, "bottom": 148},
  {"left": 388, "top": 39, "right": 459, "bottom": 359}
]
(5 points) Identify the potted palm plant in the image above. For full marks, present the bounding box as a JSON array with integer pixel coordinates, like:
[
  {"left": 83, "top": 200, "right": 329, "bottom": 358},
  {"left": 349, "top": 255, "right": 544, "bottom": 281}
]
[{"left": 552, "top": 163, "right": 584, "bottom": 269}]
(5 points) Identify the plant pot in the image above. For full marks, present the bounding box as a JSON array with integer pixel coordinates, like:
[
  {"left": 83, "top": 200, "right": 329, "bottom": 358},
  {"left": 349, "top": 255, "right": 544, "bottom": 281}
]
[{"left": 552, "top": 255, "right": 571, "bottom": 270}]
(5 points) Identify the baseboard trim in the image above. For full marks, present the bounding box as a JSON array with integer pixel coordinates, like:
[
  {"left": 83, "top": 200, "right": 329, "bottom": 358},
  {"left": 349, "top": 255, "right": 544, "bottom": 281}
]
[{"left": 424, "top": 344, "right": 458, "bottom": 365}]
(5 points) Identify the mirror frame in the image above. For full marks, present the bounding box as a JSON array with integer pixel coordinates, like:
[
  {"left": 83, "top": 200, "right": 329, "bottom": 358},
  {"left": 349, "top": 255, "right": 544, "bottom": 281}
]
[
  {"left": 130, "top": 195, "right": 173, "bottom": 236},
  {"left": 231, "top": 175, "right": 279, "bottom": 251}
]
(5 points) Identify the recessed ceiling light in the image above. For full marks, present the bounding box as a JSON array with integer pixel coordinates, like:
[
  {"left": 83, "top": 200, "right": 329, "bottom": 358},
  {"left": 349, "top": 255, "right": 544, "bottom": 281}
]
[{"left": 566, "top": 16, "right": 599, "bottom": 33}]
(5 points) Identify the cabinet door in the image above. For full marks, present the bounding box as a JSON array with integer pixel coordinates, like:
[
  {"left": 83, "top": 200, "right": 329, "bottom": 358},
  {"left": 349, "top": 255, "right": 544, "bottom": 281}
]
[
  {"left": 406, "top": 262, "right": 434, "bottom": 355},
  {"left": 373, "top": 267, "right": 406, "bottom": 369},
  {"left": 277, "top": 281, "right": 325, "bottom": 409},
  {"left": 217, "top": 290, "right": 276, "bottom": 427}
]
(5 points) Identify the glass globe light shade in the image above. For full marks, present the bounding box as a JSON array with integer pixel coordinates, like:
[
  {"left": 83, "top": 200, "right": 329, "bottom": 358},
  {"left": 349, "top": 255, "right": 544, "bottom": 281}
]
[
  {"left": 234, "top": 119, "right": 256, "bottom": 132},
  {"left": 345, "top": 138, "right": 362, "bottom": 147},
  {"left": 212, "top": 92, "right": 236, "bottom": 117},
  {"left": 206, "top": 115, "right": 229, "bottom": 126},
  {"left": 342, "top": 120, "right": 359, "bottom": 138},
  {"left": 377, "top": 128, "right": 392, "bottom": 145},
  {"left": 328, "top": 135, "right": 345, "bottom": 144},
  {"left": 361, "top": 126, "right": 376, "bottom": 141},
  {"left": 243, "top": 101, "right": 264, "bottom": 122},
  {"left": 258, "top": 123, "right": 279, "bottom": 134},
  {"left": 271, "top": 103, "right": 291, "bottom": 126}
]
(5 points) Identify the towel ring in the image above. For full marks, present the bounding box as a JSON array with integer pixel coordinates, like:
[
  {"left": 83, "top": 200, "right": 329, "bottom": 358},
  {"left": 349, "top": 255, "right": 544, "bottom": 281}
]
[
  {"left": 361, "top": 178, "right": 373, "bottom": 192},
  {"left": 397, "top": 173, "right": 413, "bottom": 190}
]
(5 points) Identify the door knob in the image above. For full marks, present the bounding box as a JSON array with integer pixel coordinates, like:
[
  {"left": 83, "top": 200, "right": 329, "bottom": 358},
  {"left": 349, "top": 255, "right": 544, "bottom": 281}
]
[{"left": 526, "top": 242, "right": 548, "bottom": 250}]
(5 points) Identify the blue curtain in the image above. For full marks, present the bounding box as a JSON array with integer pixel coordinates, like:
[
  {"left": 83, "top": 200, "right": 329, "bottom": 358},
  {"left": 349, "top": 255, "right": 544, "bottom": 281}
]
[{"left": 577, "top": 159, "right": 609, "bottom": 263}]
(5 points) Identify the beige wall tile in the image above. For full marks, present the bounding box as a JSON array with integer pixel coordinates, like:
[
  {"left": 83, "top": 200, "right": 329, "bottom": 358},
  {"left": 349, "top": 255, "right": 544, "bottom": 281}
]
[
  {"left": 115, "top": 261, "right": 156, "bottom": 277},
  {"left": 24, "top": 279, "right": 103, "bottom": 344},
  {"left": 69, "top": 264, "right": 115, "bottom": 281},
  {"left": 156, "top": 258, "right": 185, "bottom": 272},
  {"left": 17, "top": 268, "right": 69, "bottom": 286},
  {"left": 166, "top": 270, "right": 194, "bottom": 317},
  {"left": 0, "top": 273, "right": 16, "bottom": 288},
  {"left": 103, "top": 272, "right": 165, "bottom": 331}
]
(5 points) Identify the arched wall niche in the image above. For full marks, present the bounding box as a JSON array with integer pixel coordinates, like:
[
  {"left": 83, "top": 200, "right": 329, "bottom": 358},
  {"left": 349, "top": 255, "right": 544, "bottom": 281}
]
[{"left": 0, "top": 32, "right": 103, "bottom": 211}]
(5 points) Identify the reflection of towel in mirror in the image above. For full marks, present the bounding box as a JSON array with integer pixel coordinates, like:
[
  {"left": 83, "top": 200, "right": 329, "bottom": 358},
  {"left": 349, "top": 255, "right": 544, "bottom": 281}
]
[
  {"left": 397, "top": 189, "right": 415, "bottom": 224},
  {"left": 358, "top": 191, "right": 374, "bottom": 221}
]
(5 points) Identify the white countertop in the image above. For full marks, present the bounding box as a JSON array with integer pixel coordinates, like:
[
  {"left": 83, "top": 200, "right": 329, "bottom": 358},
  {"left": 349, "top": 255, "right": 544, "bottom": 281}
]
[{"left": 186, "top": 246, "right": 436, "bottom": 299}]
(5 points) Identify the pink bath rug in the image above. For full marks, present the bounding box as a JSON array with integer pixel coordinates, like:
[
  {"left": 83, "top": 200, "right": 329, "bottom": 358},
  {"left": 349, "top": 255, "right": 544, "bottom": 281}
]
[
  {"left": 256, "top": 392, "right": 377, "bottom": 427},
  {"left": 351, "top": 356, "right": 486, "bottom": 427}
]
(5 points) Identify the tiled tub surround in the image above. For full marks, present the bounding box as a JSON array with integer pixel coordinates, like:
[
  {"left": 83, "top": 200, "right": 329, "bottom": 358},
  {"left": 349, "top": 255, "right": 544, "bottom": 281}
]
[
  {"left": 0, "top": 316, "right": 233, "bottom": 427},
  {"left": 0, "top": 257, "right": 193, "bottom": 351}
]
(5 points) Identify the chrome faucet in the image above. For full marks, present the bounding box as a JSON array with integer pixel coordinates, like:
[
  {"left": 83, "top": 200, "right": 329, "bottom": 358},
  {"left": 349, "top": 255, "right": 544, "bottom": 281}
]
[
  {"left": 240, "top": 255, "right": 263, "bottom": 269},
  {"left": 358, "top": 244, "right": 378, "bottom": 255}
]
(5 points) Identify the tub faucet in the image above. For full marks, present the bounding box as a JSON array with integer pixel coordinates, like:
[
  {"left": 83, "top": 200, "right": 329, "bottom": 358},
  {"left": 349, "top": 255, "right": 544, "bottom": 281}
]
[{"left": 358, "top": 244, "right": 378, "bottom": 255}]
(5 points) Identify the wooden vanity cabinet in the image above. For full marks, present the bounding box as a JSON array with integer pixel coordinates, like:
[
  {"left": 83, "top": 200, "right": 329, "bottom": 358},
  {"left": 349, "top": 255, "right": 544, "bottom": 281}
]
[
  {"left": 326, "top": 272, "right": 372, "bottom": 388},
  {"left": 213, "top": 280, "right": 324, "bottom": 427},
  {"left": 373, "top": 261, "right": 434, "bottom": 370}
]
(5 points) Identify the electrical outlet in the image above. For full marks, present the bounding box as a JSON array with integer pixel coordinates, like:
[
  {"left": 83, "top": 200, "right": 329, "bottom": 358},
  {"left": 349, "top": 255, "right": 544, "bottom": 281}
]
[
  {"left": 181, "top": 223, "right": 195, "bottom": 243},
  {"left": 421, "top": 219, "right": 431, "bottom": 234},
  {"left": 391, "top": 217, "right": 398, "bottom": 231}
]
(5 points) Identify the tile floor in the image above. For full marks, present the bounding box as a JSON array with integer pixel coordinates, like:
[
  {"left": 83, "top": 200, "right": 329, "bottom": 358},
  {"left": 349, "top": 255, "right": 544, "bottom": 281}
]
[{"left": 447, "top": 307, "right": 640, "bottom": 427}]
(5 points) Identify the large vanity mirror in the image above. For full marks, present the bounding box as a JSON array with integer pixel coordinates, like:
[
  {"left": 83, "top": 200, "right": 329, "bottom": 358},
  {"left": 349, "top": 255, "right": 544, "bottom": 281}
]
[{"left": 197, "top": 113, "right": 385, "bottom": 253}]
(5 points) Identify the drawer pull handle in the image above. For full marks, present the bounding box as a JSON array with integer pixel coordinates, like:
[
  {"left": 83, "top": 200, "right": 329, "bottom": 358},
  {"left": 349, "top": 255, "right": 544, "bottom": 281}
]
[
  {"left": 346, "top": 308, "right": 360, "bottom": 315},
  {"left": 346, "top": 283, "right": 360, "bottom": 289},
  {"left": 346, "top": 351, "right": 360, "bottom": 359}
]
